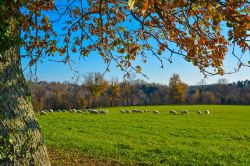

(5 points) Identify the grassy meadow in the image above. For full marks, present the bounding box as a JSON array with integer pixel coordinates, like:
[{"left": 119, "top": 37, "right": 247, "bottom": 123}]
[{"left": 37, "top": 105, "right": 250, "bottom": 165}]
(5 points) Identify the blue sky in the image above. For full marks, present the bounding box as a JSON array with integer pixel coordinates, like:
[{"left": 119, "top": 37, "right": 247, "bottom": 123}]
[{"left": 21, "top": 47, "right": 250, "bottom": 85}]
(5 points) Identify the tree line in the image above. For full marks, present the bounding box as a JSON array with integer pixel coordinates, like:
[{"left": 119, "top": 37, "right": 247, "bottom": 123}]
[{"left": 29, "top": 73, "right": 250, "bottom": 111}]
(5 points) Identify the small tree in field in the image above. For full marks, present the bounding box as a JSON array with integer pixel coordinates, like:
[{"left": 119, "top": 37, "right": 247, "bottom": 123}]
[
  {"left": 0, "top": 0, "right": 249, "bottom": 165},
  {"left": 169, "top": 74, "right": 188, "bottom": 104}
]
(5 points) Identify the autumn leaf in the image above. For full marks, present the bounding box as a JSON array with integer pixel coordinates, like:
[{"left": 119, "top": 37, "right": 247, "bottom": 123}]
[
  {"left": 128, "top": 0, "right": 136, "bottom": 10},
  {"left": 142, "top": 0, "right": 149, "bottom": 15},
  {"left": 136, "top": 66, "right": 142, "bottom": 73}
]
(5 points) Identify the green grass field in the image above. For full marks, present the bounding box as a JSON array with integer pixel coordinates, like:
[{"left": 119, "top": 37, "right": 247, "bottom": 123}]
[{"left": 37, "top": 105, "right": 250, "bottom": 165}]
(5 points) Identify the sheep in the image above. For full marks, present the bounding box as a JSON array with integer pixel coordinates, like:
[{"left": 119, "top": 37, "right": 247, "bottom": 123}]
[
  {"left": 197, "top": 110, "right": 202, "bottom": 115},
  {"left": 169, "top": 110, "right": 177, "bottom": 115},
  {"left": 72, "top": 109, "right": 77, "bottom": 113},
  {"left": 132, "top": 109, "right": 137, "bottom": 113},
  {"left": 99, "top": 110, "right": 109, "bottom": 114},
  {"left": 48, "top": 109, "right": 53, "bottom": 113},
  {"left": 137, "top": 110, "right": 144, "bottom": 113},
  {"left": 205, "top": 110, "right": 210, "bottom": 115},
  {"left": 120, "top": 109, "right": 126, "bottom": 113},
  {"left": 88, "top": 109, "right": 99, "bottom": 114},
  {"left": 144, "top": 109, "right": 151, "bottom": 113},
  {"left": 125, "top": 110, "right": 131, "bottom": 113},
  {"left": 132, "top": 109, "right": 143, "bottom": 113},
  {"left": 40, "top": 111, "right": 48, "bottom": 115},
  {"left": 76, "top": 110, "right": 83, "bottom": 113},
  {"left": 82, "top": 109, "right": 88, "bottom": 112},
  {"left": 180, "top": 110, "right": 189, "bottom": 115},
  {"left": 132, "top": 109, "right": 138, "bottom": 113},
  {"left": 153, "top": 110, "right": 160, "bottom": 114}
]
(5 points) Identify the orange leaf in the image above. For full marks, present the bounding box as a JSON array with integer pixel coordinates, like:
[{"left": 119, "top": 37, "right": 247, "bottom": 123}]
[{"left": 142, "top": 0, "right": 149, "bottom": 15}]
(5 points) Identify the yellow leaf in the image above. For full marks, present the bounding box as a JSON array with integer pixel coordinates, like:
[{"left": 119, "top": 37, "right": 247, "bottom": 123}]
[{"left": 128, "top": 0, "right": 136, "bottom": 10}]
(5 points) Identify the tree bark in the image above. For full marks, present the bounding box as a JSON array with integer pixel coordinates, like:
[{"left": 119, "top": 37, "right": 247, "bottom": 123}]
[{"left": 0, "top": 2, "right": 51, "bottom": 166}]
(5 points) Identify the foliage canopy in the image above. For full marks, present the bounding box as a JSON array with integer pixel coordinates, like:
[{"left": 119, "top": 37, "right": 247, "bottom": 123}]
[{"left": 1, "top": 0, "right": 250, "bottom": 76}]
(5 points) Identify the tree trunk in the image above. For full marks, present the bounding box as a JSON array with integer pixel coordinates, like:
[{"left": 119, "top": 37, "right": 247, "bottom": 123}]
[{"left": 0, "top": 2, "right": 51, "bottom": 165}]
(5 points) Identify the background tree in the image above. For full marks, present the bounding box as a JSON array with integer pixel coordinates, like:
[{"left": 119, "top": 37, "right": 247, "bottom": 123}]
[
  {"left": 84, "top": 72, "right": 108, "bottom": 108},
  {"left": 108, "top": 78, "right": 120, "bottom": 107},
  {"left": 0, "top": 0, "right": 249, "bottom": 165},
  {"left": 121, "top": 80, "right": 132, "bottom": 106},
  {"left": 217, "top": 78, "right": 229, "bottom": 104},
  {"left": 169, "top": 74, "right": 188, "bottom": 104}
]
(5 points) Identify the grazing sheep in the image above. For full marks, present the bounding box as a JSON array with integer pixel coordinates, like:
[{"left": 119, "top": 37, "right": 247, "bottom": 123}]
[
  {"left": 76, "top": 110, "right": 83, "bottom": 113},
  {"left": 48, "top": 109, "right": 53, "bottom": 113},
  {"left": 144, "top": 109, "right": 151, "bottom": 113},
  {"left": 132, "top": 109, "right": 138, "bottom": 113},
  {"left": 180, "top": 110, "right": 189, "bottom": 115},
  {"left": 125, "top": 110, "right": 131, "bottom": 113},
  {"left": 40, "top": 111, "right": 48, "bottom": 115},
  {"left": 120, "top": 109, "right": 126, "bottom": 113},
  {"left": 88, "top": 109, "right": 99, "bottom": 114},
  {"left": 132, "top": 109, "right": 143, "bottom": 113},
  {"left": 170, "top": 110, "right": 177, "bottom": 115},
  {"left": 197, "top": 110, "right": 202, "bottom": 115},
  {"left": 153, "top": 110, "right": 160, "bottom": 114},
  {"left": 137, "top": 110, "right": 143, "bottom": 113},
  {"left": 205, "top": 110, "right": 210, "bottom": 115},
  {"left": 99, "top": 110, "right": 108, "bottom": 114}
]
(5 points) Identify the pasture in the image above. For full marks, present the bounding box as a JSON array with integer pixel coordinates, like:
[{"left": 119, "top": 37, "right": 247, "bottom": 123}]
[{"left": 37, "top": 105, "right": 250, "bottom": 165}]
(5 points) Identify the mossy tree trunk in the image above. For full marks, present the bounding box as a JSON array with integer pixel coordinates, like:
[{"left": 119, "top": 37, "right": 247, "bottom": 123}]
[{"left": 0, "top": 2, "right": 51, "bottom": 166}]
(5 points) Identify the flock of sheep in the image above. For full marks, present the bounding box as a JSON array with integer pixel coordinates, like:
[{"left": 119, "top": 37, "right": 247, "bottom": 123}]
[
  {"left": 120, "top": 109, "right": 210, "bottom": 115},
  {"left": 40, "top": 109, "right": 109, "bottom": 115},
  {"left": 40, "top": 108, "right": 210, "bottom": 116},
  {"left": 169, "top": 109, "right": 210, "bottom": 115},
  {"left": 120, "top": 109, "right": 160, "bottom": 114}
]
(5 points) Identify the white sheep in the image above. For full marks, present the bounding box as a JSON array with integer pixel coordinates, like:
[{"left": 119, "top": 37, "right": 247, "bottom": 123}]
[
  {"left": 120, "top": 109, "right": 126, "bottom": 113},
  {"left": 48, "top": 109, "right": 53, "bottom": 113},
  {"left": 197, "top": 110, "right": 202, "bottom": 115},
  {"left": 180, "top": 110, "right": 189, "bottom": 115},
  {"left": 153, "top": 110, "right": 160, "bottom": 114},
  {"left": 137, "top": 110, "right": 143, "bottom": 113},
  {"left": 88, "top": 109, "right": 99, "bottom": 114},
  {"left": 170, "top": 110, "right": 177, "bottom": 115},
  {"left": 40, "top": 111, "right": 48, "bottom": 115},
  {"left": 205, "top": 110, "right": 210, "bottom": 115},
  {"left": 132, "top": 109, "right": 138, "bottom": 113},
  {"left": 99, "top": 110, "right": 108, "bottom": 114},
  {"left": 125, "top": 110, "right": 131, "bottom": 113},
  {"left": 76, "top": 110, "right": 83, "bottom": 113}
]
